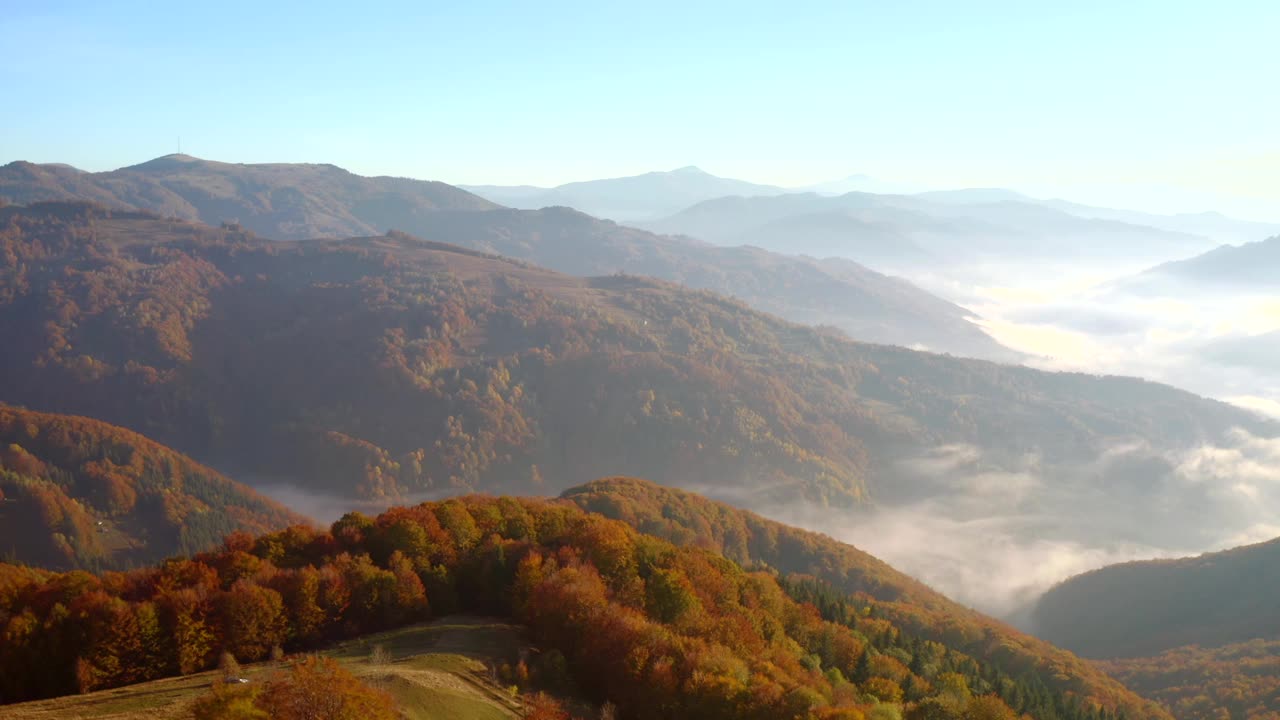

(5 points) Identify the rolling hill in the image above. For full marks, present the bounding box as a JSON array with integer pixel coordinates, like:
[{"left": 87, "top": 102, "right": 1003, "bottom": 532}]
[
  {"left": 0, "top": 201, "right": 1271, "bottom": 514},
  {"left": 0, "top": 154, "right": 498, "bottom": 239},
  {"left": 904, "top": 189, "right": 1279, "bottom": 246},
  {"left": 1039, "top": 201, "right": 1280, "bottom": 246},
  {"left": 0, "top": 483, "right": 1170, "bottom": 720},
  {"left": 561, "top": 478, "right": 1176, "bottom": 719},
  {"left": 1121, "top": 235, "right": 1280, "bottom": 293},
  {"left": 1033, "top": 535, "right": 1280, "bottom": 720},
  {"left": 1, "top": 618, "right": 534, "bottom": 720},
  {"left": 0, "top": 403, "right": 307, "bottom": 571},
  {"left": 461, "top": 165, "right": 786, "bottom": 221},
  {"left": 0, "top": 156, "right": 1013, "bottom": 358},
  {"left": 1032, "top": 535, "right": 1280, "bottom": 660},
  {"left": 643, "top": 191, "right": 1214, "bottom": 273},
  {"left": 400, "top": 205, "right": 1013, "bottom": 358}
]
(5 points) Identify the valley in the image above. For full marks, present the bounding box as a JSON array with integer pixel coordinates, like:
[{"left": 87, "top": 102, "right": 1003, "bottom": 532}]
[{"left": 6, "top": 9, "right": 1280, "bottom": 715}]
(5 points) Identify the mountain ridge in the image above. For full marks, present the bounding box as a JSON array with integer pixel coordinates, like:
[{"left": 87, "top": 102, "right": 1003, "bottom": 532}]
[
  {"left": 643, "top": 191, "right": 1214, "bottom": 272},
  {"left": 0, "top": 476, "right": 1172, "bottom": 720},
  {"left": 0, "top": 157, "right": 1015, "bottom": 359},
  {"left": 1032, "top": 533, "right": 1280, "bottom": 659},
  {"left": 0, "top": 201, "right": 1271, "bottom": 513},
  {"left": 560, "top": 477, "right": 1173, "bottom": 720},
  {"left": 461, "top": 165, "right": 786, "bottom": 220}
]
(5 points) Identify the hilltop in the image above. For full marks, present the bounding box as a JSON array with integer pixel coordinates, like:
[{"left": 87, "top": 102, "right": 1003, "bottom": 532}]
[
  {"left": 0, "top": 481, "right": 1170, "bottom": 720},
  {"left": 461, "top": 165, "right": 786, "bottom": 221},
  {"left": 0, "top": 155, "right": 497, "bottom": 239},
  {"left": 561, "top": 477, "right": 1170, "bottom": 719}
]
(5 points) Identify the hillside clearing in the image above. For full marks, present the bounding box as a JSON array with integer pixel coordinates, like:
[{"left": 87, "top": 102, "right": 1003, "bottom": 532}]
[{"left": 0, "top": 616, "right": 525, "bottom": 720}]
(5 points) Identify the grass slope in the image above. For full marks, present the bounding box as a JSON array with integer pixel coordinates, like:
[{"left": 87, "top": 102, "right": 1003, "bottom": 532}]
[{"left": 2, "top": 616, "right": 525, "bottom": 720}]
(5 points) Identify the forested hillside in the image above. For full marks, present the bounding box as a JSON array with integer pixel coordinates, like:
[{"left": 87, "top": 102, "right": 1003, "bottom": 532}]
[
  {"left": 1100, "top": 640, "right": 1280, "bottom": 720},
  {"left": 561, "top": 478, "right": 1168, "bottom": 720},
  {"left": 0, "top": 484, "right": 1168, "bottom": 720},
  {"left": 0, "top": 201, "right": 1270, "bottom": 510},
  {"left": 1032, "top": 536, "right": 1280, "bottom": 659},
  {"left": 401, "top": 206, "right": 1015, "bottom": 359},
  {"left": 1032, "top": 535, "right": 1280, "bottom": 720},
  {"left": 0, "top": 157, "right": 1014, "bottom": 358},
  {"left": 0, "top": 155, "right": 497, "bottom": 238},
  {"left": 0, "top": 404, "right": 306, "bottom": 570}
]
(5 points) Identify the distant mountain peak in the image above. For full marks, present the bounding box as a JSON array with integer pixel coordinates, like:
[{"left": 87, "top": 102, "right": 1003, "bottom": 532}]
[
  {"left": 669, "top": 165, "right": 709, "bottom": 175},
  {"left": 39, "top": 162, "right": 86, "bottom": 174},
  {"left": 123, "top": 153, "right": 205, "bottom": 171}
]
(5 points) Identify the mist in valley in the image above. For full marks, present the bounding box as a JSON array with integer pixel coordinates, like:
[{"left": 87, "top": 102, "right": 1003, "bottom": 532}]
[
  {"left": 249, "top": 222, "right": 1280, "bottom": 627},
  {"left": 755, "top": 230, "right": 1280, "bottom": 622},
  {"left": 9, "top": 4, "right": 1280, "bottom": 717},
  {"left": 756, "top": 428, "right": 1280, "bottom": 624}
]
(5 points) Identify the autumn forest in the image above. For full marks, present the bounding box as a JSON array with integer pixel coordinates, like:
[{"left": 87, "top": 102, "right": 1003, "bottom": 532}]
[{"left": 0, "top": 161, "right": 1277, "bottom": 720}]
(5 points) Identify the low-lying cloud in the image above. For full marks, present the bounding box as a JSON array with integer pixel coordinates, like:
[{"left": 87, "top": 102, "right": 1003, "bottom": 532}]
[
  {"left": 764, "top": 430, "right": 1280, "bottom": 624},
  {"left": 253, "top": 481, "right": 466, "bottom": 525},
  {"left": 957, "top": 274, "right": 1280, "bottom": 420}
]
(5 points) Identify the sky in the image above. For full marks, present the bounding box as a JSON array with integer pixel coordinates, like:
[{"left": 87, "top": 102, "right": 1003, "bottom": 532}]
[{"left": 3, "top": 0, "right": 1278, "bottom": 217}]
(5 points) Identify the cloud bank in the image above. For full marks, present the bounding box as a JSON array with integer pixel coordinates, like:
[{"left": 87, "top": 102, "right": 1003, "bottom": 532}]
[{"left": 766, "top": 430, "right": 1280, "bottom": 623}]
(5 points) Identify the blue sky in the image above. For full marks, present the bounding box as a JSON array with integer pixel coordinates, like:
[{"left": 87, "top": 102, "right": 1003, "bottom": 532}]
[{"left": 4, "top": 0, "right": 1277, "bottom": 216}]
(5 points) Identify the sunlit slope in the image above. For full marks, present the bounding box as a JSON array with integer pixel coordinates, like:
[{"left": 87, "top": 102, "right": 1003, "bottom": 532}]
[
  {"left": 0, "top": 403, "right": 307, "bottom": 570},
  {"left": 0, "top": 618, "right": 524, "bottom": 720},
  {"left": 0, "top": 202, "right": 1269, "bottom": 512},
  {"left": 0, "top": 157, "right": 1015, "bottom": 358},
  {"left": 0, "top": 487, "right": 1167, "bottom": 719},
  {"left": 561, "top": 477, "right": 1172, "bottom": 720}
]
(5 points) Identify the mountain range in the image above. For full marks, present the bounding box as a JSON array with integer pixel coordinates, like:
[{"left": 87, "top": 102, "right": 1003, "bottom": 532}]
[
  {"left": 642, "top": 191, "right": 1218, "bottom": 276},
  {"left": 0, "top": 156, "right": 1012, "bottom": 359},
  {"left": 1120, "top": 234, "right": 1280, "bottom": 293},
  {"left": 464, "top": 168, "right": 1277, "bottom": 275},
  {"left": 4, "top": 157, "right": 1280, "bottom": 720},
  {"left": 464, "top": 168, "right": 1280, "bottom": 248},
  {"left": 0, "top": 154, "right": 496, "bottom": 238},
  {"left": 462, "top": 165, "right": 787, "bottom": 221},
  {"left": 2, "top": 202, "right": 1273, "bottom": 519}
]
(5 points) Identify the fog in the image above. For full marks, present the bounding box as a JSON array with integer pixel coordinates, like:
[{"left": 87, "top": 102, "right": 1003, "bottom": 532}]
[
  {"left": 253, "top": 482, "right": 466, "bottom": 525},
  {"left": 258, "top": 237, "right": 1280, "bottom": 627},
  {"left": 969, "top": 281, "right": 1280, "bottom": 421},
  {"left": 787, "top": 245, "right": 1280, "bottom": 622},
  {"left": 761, "top": 430, "right": 1280, "bottom": 624}
]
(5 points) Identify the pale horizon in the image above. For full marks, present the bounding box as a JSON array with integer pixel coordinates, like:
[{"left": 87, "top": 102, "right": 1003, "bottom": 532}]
[{"left": 6, "top": 1, "right": 1279, "bottom": 220}]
